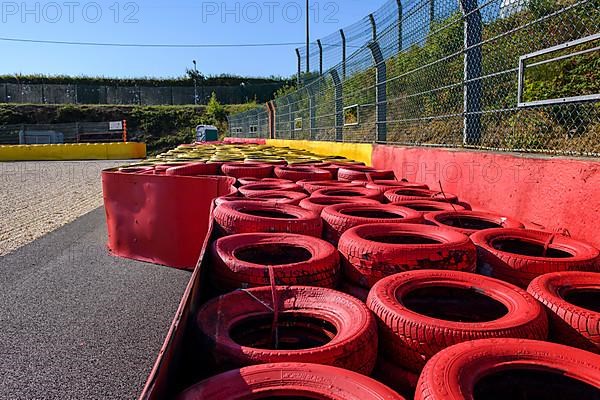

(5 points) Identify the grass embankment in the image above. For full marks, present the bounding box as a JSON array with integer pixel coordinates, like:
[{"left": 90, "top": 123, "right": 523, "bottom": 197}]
[{"left": 0, "top": 98, "right": 256, "bottom": 155}]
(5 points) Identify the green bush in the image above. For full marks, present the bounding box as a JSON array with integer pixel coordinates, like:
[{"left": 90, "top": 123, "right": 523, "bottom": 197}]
[{"left": 0, "top": 73, "right": 290, "bottom": 88}]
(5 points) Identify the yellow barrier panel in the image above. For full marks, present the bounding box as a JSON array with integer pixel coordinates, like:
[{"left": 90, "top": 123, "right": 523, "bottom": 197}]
[
  {"left": 266, "top": 139, "right": 373, "bottom": 166},
  {"left": 0, "top": 143, "right": 146, "bottom": 161}
]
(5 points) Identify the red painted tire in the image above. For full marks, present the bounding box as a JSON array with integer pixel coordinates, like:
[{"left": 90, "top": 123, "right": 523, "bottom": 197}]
[
  {"left": 339, "top": 223, "right": 477, "bottom": 288},
  {"left": 309, "top": 163, "right": 342, "bottom": 179},
  {"left": 339, "top": 281, "right": 369, "bottom": 302},
  {"left": 415, "top": 338, "right": 600, "bottom": 400},
  {"left": 373, "top": 357, "right": 419, "bottom": 399},
  {"left": 311, "top": 187, "right": 381, "bottom": 201},
  {"left": 239, "top": 182, "right": 304, "bottom": 197},
  {"left": 384, "top": 188, "right": 459, "bottom": 204},
  {"left": 222, "top": 163, "right": 274, "bottom": 179},
  {"left": 470, "top": 228, "right": 600, "bottom": 288},
  {"left": 322, "top": 204, "right": 423, "bottom": 245},
  {"left": 298, "top": 180, "right": 363, "bottom": 194},
  {"left": 424, "top": 210, "right": 524, "bottom": 236},
  {"left": 299, "top": 197, "right": 380, "bottom": 215},
  {"left": 275, "top": 166, "right": 333, "bottom": 181},
  {"left": 213, "top": 201, "right": 323, "bottom": 236},
  {"left": 365, "top": 180, "right": 429, "bottom": 194},
  {"left": 330, "top": 161, "right": 366, "bottom": 167},
  {"left": 367, "top": 270, "right": 549, "bottom": 372},
  {"left": 118, "top": 166, "right": 154, "bottom": 174},
  {"left": 528, "top": 271, "right": 600, "bottom": 353},
  {"left": 214, "top": 196, "right": 267, "bottom": 207},
  {"left": 166, "top": 162, "right": 219, "bottom": 176},
  {"left": 154, "top": 163, "right": 188, "bottom": 174},
  {"left": 196, "top": 286, "right": 378, "bottom": 374},
  {"left": 238, "top": 177, "right": 292, "bottom": 186},
  {"left": 338, "top": 166, "right": 395, "bottom": 181},
  {"left": 211, "top": 233, "right": 340, "bottom": 290},
  {"left": 179, "top": 363, "right": 406, "bottom": 400},
  {"left": 245, "top": 190, "right": 309, "bottom": 205},
  {"left": 205, "top": 161, "right": 226, "bottom": 174},
  {"left": 391, "top": 200, "right": 466, "bottom": 216},
  {"left": 244, "top": 159, "right": 287, "bottom": 166}
]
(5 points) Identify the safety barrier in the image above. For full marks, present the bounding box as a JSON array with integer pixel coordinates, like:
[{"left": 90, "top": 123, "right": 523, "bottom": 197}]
[
  {"left": 102, "top": 171, "right": 235, "bottom": 269},
  {"left": 0, "top": 142, "right": 146, "bottom": 161}
]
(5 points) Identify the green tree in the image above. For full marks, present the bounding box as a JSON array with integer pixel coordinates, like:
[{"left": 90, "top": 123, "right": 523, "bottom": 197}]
[
  {"left": 185, "top": 68, "right": 206, "bottom": 84},
  {"left": 205, "top": 92, "right": 227, "bottom": 123}
]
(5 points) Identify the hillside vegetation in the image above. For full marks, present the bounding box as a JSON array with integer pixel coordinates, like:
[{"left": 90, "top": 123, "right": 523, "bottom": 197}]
[{"left": 0, "top": 94, "right": 258, "bottom": 154}]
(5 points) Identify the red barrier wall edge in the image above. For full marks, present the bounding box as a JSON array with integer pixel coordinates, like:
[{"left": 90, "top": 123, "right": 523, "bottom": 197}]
[
  {"left": 372, "top": 145, "right": 600, "bottom": 249},
  {"left": 102, "top": 172, "right": 236, "bottom": 269},
  {"left": 222, "top": 138, "right": 267, "bottom": 144}
]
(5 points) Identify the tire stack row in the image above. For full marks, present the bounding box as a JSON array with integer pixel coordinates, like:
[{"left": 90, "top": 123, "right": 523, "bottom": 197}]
[{"left": 173, "top": 157, "right": 600, "bottom": 399}]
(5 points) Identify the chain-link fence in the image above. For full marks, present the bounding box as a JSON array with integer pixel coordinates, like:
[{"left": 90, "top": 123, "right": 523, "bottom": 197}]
[
  {"left": 228, "top": 107, "right": 270, "bottom": 139},
  {"left": 0, "top": 82, "right": 284, "bottom": 106},
  {"left": 229, "top": 0, "right": 600, "bottom": 157}
]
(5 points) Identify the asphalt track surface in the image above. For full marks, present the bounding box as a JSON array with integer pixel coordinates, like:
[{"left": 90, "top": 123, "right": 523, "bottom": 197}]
[{"left": 0, "top": 207, "right": 191, "bottom": 399}]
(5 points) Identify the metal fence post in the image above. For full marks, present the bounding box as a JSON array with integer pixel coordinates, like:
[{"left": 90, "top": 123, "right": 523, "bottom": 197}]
[
  {"left": 340, "top": 29, "right": 347, "bottom": 80},
  {"left": 267, "top": 101, "right": 276, "bottom": 139},
  {"left": 296, "top": 48, "right": 302, "bottom": 86},
  {"left": 369, "top": 14, "right": 377, "bottom": 41},
  {"left": 255, "top": 109, "right": 260, "bottom": 137},
  {"left": 430, "top": 0, "right": 435, "bottom": 26},
  {"left": 368, "top": 41, "right": 388, "bottom": 143},
  {"left": 285, "top": 97, "right": 294, "bottom": 139},
  {"left": 317, "top": 40, "right": 324, "bottom": 76},
  {"left": 306, "top": 86, "right": 317, "bottom": 140},
  {"left": 396, "top": 0, "right": 403, "bottom": 51},
  {"left": 460, "top": 0, "right": 483, "bottom": 145},
  {"left": 329, "top": 69, "right": 343, "bottom": 142}
]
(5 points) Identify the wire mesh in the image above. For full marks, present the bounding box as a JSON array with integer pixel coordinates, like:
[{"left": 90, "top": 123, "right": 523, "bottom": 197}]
[
  {"left": 228, "top": 0, "right": 599, "bottom": 157},
  {"left": 227, "top": 107, "right": 270, "bottom": 139}
]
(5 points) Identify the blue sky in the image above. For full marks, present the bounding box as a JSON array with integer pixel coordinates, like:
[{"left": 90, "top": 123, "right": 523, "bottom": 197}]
[{"left": 0, "top": 1, "right": 382, "bottom": 79}]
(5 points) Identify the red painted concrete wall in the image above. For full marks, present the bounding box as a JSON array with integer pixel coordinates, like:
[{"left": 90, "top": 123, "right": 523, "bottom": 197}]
[{"left": 372, "top": 145, "right": 600, "bottom": 249}]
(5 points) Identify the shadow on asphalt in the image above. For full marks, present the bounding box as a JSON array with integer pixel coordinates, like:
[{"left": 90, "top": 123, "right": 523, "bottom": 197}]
[{"left": 0, "top": 207, "right": 191, "bottom": 399}]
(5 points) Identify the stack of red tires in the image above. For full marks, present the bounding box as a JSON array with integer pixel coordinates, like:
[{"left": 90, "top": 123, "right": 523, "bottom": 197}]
[{"left": 177, "top": 159, "right": 600, "bottom": 400}]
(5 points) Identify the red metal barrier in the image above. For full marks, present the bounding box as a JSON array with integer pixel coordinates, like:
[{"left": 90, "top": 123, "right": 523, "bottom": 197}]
[
  {"left": 139, "top": 218, "right": 217, "bottom": 399},
  {"left": 102, "top": 170, "right": 236, "bottom": 270}
]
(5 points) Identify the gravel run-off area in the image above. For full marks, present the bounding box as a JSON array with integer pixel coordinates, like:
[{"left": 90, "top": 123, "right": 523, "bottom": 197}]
[{"left": 0, "top": 160, "right": 125, "bottom": 256}]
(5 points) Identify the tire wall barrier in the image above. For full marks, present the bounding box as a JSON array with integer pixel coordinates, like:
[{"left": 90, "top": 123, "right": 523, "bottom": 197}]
[
  {"left": 372, "top": 144, "right": 600, "bottom": 249},
  {"left": 251, "top": 138, "right": 599, "bottom": 261},
  {"left": 255, "top": 139, "right": 598, "bottom": 249},
  {"left": 136, "top": 140, "right": 600, "bottom": 399},
  {"left": 0, "top": 142, "right": 146, "bottom": 161}
]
